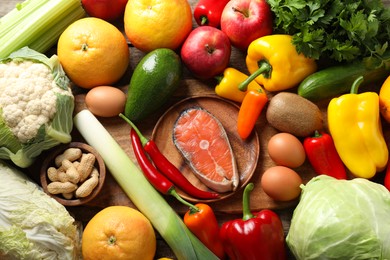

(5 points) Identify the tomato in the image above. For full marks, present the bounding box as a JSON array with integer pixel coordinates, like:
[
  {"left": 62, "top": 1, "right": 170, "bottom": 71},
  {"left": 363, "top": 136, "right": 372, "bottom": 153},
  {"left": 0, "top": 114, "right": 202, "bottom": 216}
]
[{"left": 81, "top": 0, "right": 129, "bottom": 21}]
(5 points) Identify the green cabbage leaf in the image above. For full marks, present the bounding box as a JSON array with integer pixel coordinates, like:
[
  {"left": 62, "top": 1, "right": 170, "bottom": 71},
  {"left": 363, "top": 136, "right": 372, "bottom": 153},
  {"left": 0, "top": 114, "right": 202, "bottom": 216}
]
[
  {"left": 0, "top": 160, "right": 80, "bottom": 259},
  {"left": 286, "top": 175, "right": 390, "bottom": 259}
]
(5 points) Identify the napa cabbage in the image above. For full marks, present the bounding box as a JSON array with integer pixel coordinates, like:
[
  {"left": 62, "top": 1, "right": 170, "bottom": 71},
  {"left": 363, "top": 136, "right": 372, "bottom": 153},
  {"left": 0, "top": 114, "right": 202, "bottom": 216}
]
[
  {"left": 286, "top": 175, "right": 390, "bottom": 260},
  {"left": 0, "top": 160, "right": 81, "bottom": 259}
]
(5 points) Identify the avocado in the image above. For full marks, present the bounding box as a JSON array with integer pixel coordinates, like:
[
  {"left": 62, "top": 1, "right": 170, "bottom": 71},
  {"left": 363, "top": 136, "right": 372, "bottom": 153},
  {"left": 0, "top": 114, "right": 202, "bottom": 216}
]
[{"left": 124, "top": 48, "right": 182, "bottom": 121}]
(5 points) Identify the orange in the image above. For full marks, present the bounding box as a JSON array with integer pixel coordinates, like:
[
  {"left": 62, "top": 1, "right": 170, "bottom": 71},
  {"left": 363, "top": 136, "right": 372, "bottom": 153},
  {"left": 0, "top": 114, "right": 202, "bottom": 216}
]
[
  {"left": 124, "top": 0, "right": 192, "bottom": 53},
  {"left": 379, "top": 76, "right": 390, "bottom": 123},
  {"left": 57, "top": 17, "right": 130, "bottom": 89},
  {"left": 82, "top": 206, "right": 156, "bottom": 260}
]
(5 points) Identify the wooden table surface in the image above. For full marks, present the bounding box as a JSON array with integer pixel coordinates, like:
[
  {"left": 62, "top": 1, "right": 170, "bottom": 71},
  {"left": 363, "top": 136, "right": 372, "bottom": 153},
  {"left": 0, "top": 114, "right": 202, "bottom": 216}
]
[{"left": 1, "top": 0, "right": 390, "bottom": 259}]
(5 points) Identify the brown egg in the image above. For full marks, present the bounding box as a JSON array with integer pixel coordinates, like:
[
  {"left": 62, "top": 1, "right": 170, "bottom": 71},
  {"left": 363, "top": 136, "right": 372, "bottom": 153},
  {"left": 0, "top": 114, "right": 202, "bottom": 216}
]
[
  {"left": 267, "top": 132, "right": 306, "bottom": 168},
  {"left": 85, "top": 86, "right": 126, "bottom": 117},
  {"left": 261, "top": 166, "right": 302, "bottom": 201}
]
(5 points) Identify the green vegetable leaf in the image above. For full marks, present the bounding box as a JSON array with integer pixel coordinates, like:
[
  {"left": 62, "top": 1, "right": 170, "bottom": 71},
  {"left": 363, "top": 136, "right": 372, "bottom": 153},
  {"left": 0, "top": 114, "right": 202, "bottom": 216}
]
[
  {"left": 286, "top": 175, "right": 390, "bottom": 259},
  {"left": 267, "top": 0, "right": 390, "bottom": 63}
]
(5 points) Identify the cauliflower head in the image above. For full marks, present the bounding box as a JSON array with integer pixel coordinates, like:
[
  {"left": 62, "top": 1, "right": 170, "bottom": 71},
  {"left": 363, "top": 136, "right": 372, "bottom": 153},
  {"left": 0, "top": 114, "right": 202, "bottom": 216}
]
[{"left": 0, "top": 47, "right": 74, "bottom": 168}]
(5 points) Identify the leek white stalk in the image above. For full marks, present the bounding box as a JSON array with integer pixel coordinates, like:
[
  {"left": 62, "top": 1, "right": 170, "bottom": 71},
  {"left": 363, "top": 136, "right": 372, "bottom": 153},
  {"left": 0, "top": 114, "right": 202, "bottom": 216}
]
[
  {"left": 0, "top": 0, "right": 86, "bottom": 58},
  {"left": 73, "top": 110, "right": 218, "bottom": 260}
]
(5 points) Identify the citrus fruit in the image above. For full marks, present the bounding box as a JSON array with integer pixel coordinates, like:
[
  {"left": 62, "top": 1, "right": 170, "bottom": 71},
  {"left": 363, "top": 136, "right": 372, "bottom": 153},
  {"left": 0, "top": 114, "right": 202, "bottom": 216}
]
[
  {"left": 173, "top": 107, "right": 239, "bottom": 193},
  {"left": 82, "top": 206, "right": 156, "bottom": 260},
  {"left": 57, "top": 17, "right": 130, "bottom": 89},
  {"left": 123, "top": 0, "right": 192, "bottom": 53},
  {"left": 379, "top": 76, "right": 390, "bottom": 123}
]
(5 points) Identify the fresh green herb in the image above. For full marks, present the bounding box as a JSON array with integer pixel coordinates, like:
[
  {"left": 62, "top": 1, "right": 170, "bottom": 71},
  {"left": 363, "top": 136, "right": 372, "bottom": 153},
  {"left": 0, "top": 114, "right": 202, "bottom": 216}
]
[{"left": 267, "top": 0, "right": 390, "bottom": 65}]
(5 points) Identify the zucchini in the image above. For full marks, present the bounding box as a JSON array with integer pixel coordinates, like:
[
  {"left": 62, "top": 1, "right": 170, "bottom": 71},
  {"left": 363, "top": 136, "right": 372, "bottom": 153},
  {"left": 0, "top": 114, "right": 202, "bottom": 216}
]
[{"left": 297, "top": 61, "right": 390, "bottom": 101}]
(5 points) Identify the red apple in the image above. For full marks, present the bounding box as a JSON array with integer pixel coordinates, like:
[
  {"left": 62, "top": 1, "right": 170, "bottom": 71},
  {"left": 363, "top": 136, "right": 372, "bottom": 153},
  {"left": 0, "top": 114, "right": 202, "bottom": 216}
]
[
  {"left": 180, "top": 26, "right": 231, "bottom": 80},
  {"left": 82, "top": 0, "right": 129, "bottom": 21},
  {"left": 220, "top": 0, "right": 273, "bottom": 51}
]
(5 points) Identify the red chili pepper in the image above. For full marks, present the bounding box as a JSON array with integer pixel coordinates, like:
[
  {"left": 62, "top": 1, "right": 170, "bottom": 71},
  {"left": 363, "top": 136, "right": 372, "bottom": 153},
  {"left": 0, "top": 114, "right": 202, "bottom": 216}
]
[
  {"left": 193, "top": 0, "right": 230, "bottom": 27},
  {"left": 237, "top": 88, "right": 268, "bottom": 139},
  {"left": 120, "top": 113, "right": 219, "bottom": 200},
  {"left": 130, "top": 128, "right": 198, "bottom": 209},
  {"left": 184, "top": 203, "right": 226, "bottom": 259},
  {"left": 303, "top": 130, "right": 347, "bottom": 180},
  {"left": 384, "top": 163, "right": 390, "bottom": 191},
  {"left": 220, "top": 183, "right": 286, "bottom": 260}
]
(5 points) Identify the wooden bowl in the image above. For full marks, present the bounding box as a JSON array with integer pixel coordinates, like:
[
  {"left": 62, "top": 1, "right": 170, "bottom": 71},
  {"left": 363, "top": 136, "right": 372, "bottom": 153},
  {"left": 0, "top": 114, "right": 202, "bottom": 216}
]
[
  {"left": 152, "top": 96, "right": 260, "bottom": 203},
  {"left": 40, "top": 142, "right": 106, "bottom": 206}
]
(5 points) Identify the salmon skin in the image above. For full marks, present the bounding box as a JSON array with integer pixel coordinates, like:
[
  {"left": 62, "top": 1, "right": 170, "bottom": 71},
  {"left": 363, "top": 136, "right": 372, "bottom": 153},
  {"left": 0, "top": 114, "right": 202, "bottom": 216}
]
[{"left": 172, "top": 106, "right": 239, "bottom": 193}]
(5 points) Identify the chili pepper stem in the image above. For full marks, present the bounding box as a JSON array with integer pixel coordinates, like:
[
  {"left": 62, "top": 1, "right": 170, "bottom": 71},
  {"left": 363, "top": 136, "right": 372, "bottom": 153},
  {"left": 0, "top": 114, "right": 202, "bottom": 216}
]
[
  {"left": 238, "top": 61, "right": 271, "bottom": 92},
  {"left": 242, "top": 183, "right": 255, "bottom": 221},
  {"left": 200, "top": 15, "right": 208, "bottom": 25},
  {"left": 169, "top": 188, "right": 199, "bottom": 212},
  {"left": 350, "top": 76, "right": 364, "bottom": 94},
  {"left": 119, "top": 113, "right": 149, "bottom": 146}
]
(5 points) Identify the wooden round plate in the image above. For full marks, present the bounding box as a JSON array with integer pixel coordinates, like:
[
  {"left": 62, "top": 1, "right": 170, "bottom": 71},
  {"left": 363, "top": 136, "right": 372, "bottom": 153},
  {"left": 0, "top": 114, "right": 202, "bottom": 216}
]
[{"left": 151, "top": 95, "right": 260, "bottom": 202}]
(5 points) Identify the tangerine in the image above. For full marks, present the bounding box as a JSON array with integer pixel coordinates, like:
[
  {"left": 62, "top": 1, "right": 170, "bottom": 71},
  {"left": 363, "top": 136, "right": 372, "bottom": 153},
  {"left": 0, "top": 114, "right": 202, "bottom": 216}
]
[
  {"left": 379, "top": 76, "right": 390, "bottom": 123},
  {"left": 82, "top": 206, "right": 156, "bottom": 260},
  {"left": 57, "top": 17, "right": 130, "bottom": 89},
  {"left": 124, "top": 0, "right": 192, "bottom": 53}
]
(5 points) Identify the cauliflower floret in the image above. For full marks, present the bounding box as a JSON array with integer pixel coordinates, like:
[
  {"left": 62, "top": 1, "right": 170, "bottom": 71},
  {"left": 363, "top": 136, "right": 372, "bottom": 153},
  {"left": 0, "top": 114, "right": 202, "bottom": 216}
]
[{"left": 0, "top": 60, "right": 71, "bottom": 143}]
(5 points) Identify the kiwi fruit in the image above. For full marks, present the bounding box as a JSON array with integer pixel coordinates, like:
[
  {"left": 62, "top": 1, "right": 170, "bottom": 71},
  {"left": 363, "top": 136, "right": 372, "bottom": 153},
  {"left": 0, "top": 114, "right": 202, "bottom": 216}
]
[{"left": 266, "top": 92, "right": 323, "bottom": 137}]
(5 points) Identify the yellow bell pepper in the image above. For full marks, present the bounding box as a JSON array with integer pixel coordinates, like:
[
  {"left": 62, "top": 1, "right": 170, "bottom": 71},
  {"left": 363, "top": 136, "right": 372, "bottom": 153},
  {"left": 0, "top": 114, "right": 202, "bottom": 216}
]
[
  {"left": 214, "top": 67, "right": 261, "bottom": 103},
  {"left": 328, "top": 76, "right": 389, "bottom": 179},
  {"left": 239, "top": 34, "right": 317, "bottom": 92}
]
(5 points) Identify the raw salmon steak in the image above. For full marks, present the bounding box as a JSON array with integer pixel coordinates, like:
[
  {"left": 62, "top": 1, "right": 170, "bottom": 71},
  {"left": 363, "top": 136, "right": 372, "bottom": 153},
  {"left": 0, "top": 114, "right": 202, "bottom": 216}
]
[{"left": 173, "top": 107, "right": 239, "bottom": 193}]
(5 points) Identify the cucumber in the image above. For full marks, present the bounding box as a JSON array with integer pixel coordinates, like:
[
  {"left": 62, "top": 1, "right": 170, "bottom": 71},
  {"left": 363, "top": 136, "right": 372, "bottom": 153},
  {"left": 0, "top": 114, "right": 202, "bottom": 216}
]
[
  {"left": 297, "top": 61, "right": 389, "bottom": 102},
  {"left": 124, "top": 48, "right": 182, "bottom": 121}
]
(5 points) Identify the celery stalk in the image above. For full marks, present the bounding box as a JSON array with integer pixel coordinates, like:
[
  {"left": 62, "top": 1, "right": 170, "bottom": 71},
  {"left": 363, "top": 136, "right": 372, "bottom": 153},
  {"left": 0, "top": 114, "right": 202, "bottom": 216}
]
[
  {"left": 73, "top": 110, "right": 218, "bottom": 260},
  {"left": 0, "top": 0, "right": 86, "bottom": 58}
]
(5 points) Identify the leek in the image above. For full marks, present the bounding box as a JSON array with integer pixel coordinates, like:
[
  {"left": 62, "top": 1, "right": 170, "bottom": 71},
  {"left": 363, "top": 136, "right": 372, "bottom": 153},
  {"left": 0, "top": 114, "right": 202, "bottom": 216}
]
[
  {"left": 0, "top": 0, "right": 86, "bottom": 58},
  {"left": 73, "top": 110, "right": 218, "bottom": 260}
]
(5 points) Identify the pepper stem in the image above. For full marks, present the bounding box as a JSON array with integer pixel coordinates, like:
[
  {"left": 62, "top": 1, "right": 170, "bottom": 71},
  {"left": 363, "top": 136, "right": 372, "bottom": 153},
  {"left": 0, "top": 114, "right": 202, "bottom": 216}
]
[
  {"left": 238, "top": 61, "right": 271, "bottom": 92},
  {"left": 169, "top": 188, "right": 199, "bottom": 212},
  {"left": 200, "top": 15, "right": 208, "bottom": 25},
  {"left": 242, "top": 183, "right": 255, "bottom": 221},
  {"left": 350, "top": 76, "right": 364, "bottom": 94},
  {"left": 313, "top": 130, "right": 321, "bottom": 138},
  {"left": 119, "top": 113, "right": 149, "bottom": 147}
]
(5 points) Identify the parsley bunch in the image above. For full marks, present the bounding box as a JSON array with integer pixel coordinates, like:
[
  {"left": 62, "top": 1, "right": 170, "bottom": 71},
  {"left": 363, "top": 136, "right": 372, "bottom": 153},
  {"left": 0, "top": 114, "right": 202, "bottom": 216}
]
[{"left": 267, "top": 0, "right": 390, "bottom": 65}]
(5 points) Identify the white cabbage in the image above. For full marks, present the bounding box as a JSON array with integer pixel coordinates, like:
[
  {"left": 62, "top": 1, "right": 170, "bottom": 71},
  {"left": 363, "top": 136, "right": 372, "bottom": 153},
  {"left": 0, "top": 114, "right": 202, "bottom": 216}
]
[
  {"left": 0, "top": 160, "right": 80, "bottom": 259},
  {"left": 287, "top": 175, "right": 390, "bottom": 260}
]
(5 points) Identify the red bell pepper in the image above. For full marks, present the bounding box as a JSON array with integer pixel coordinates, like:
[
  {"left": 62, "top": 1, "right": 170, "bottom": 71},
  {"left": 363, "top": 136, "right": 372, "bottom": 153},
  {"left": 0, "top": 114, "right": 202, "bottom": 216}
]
[
  {"left": 303, "top": 130, "right": 347, "bottom": 180},
  {"left": 184, "top": 203, "right": 226, "bottom": 259},
  {"left": 194, "top": 0, "right": 230, "bottom": 28},
  {"left": 219, "top": 183, "right": 286, "bottom": 260}
]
